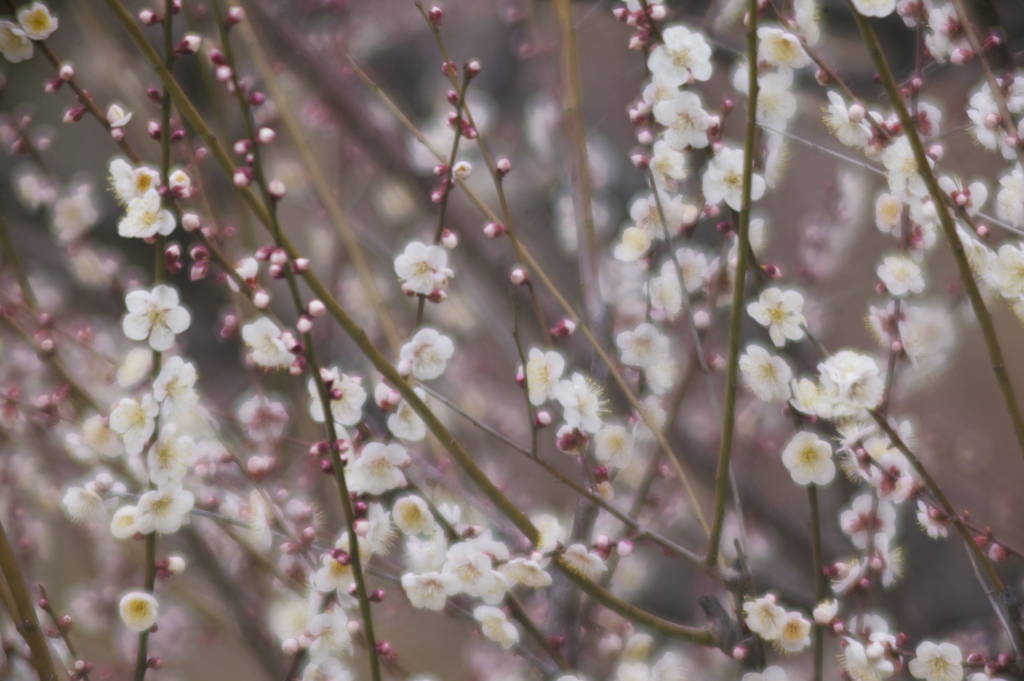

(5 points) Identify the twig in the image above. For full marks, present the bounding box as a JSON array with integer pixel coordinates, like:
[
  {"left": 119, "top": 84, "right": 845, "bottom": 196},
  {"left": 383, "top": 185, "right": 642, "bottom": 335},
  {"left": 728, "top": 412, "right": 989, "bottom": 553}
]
[{"left": 706, "top": 0, "right": 759, "bottom": 568}]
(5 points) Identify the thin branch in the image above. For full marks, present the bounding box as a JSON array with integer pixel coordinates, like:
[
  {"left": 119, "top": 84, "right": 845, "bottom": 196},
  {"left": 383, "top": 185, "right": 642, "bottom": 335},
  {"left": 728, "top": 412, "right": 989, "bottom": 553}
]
[{"left": 706, "top": 0, "right": 759, "bottom": 568}]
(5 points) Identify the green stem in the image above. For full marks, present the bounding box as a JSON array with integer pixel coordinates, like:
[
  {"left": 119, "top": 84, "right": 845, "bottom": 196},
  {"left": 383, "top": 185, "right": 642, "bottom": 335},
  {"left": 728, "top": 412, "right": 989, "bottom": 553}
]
[
  {"left": 808, "top": 485, "right": 825, "bottom": 681},
  {"left": 706, "top": 0, "right": 759, "bottom": 567},
  {"left": 0, "top": 519, "right": 61, "bottom": 681}
]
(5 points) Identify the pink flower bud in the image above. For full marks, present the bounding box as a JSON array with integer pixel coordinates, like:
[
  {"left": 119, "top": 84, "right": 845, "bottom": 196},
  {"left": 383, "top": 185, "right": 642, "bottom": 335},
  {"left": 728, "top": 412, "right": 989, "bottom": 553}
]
[
  {"left": 637, "top": 128, "right": 653, "bottom": 144},
  {"left": 257, "top": 127, "right": 276, "bottom": 144},
  {"left": 510, "top": 268, "right": 527, "bottom": 285},
  {"left": 631, "top": 154, "right": 649, "bottom": 169},
  {"left": 268, "top": 179, "right": 286, "bottom": 199},
  {"left": 440, "top": 229, "right": 458, "bottom": 248},
  {"left": 466, "top": 60, "right": 482, "bottom": 78},
  {"left": 233, "top": 169, "right": 251, "bottom": 187},
  {"left": 550, "top": 318, "right": 576, "bottom": 337},
  {"left": 59, "top": 64, "right": 75, "bottom": 80},
  {"left": 296, "top": 316, "right": 313, "bottom": 334},
  {"left": 496, "top": 157, "right": 512, "bottom": 177},
  {"left": 226, "top": 6, "right": 246, "bottom": 25},
  {"left": 216, "top": 65, "right": 233, "bottom": 82},
  {"left": 307, "top": 300, "right": 326, "bottom": 318},
  {"left": 139, "top": 9, "right": 161, "bottom": 25},
  {"left": 253, "top": 290, "right": 270, "bottom": 308},
  {"left": 483, "top": 222, "right": 507, "bottom": 238},
  {"left": 428, "top": 6, "right": 443, "bottom": 25},
  {"left": 535, "top": 410, "right": 552, "bottom": 427}
]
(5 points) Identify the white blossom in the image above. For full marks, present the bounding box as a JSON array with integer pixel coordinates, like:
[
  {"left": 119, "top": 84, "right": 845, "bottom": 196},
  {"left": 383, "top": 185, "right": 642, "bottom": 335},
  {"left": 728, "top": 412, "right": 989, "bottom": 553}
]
[
  {"left": 399, "top": 328, "right": 454, "bottom": 381},
  {"left": 242, "top": 317, "right": 294, "bottom": 369},
  {"left": 747, "top": 288, "right": 806, "bottom": 347},
  {"left": 781, "top": 431, "right": 835, "bottom": 486},
  {"left": 347, "top": 442, "right": 409, "bottom": 495},
  {"left": 703, "top": 147, "right": 766, "bottom": 211},
  {"left": 852, "top": 0, "right": 896, "bottom": 17},
  {"left": 402, "top": 572, "right": 458, "bottom": 610},
  {"left": 525, "top": 348, "right": 565, "bottom": 405},
  {"left": 646, "top": 25, "right": 713, "bottom": 86},
  {"left": 0, "top": 21, "right": 33, "bottom": 62},
  {"left": 394, "top": 242, "right": 451, "bottom": 295},
  {"left": 556, "top": 373, "right": 605, "bottom": 433},
  {"left": 118, "top": 188, "right": 176, "bottom": 239},
  {"left": 878, "top": 256, "right": 925, "bottom": 296},
  {"left": 17, "top": 3, "right": 58, "bottom": 40},
  {"left": 309, "top": 368, "right": 366, "bottom": 427},
  {"left": 119, "top": 592, "right": 158, "bottom": 632},
  {"left": 109, "top": 396, "right": 158, "bottom": 456},
  {"left": 135, "top": 483, "right": 194, "bottom": 534},
  {"left": 739, "top": 345, "right": 793, "bottom": 402},
  {"left": 122, "top": 285, "right": 191, "bottom": 351},
  {"left": 910, "top": 642, "right": 963, "bottom": 681},
  {"left": 474, "top": 605, "right": 519, "bottom": 649}
]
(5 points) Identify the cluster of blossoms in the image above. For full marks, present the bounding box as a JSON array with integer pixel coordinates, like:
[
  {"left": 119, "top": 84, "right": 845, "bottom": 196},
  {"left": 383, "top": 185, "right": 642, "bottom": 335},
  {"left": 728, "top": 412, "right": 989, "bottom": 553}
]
[{"left": 4, "top": 0, "right": 1024, "bottom": 680}]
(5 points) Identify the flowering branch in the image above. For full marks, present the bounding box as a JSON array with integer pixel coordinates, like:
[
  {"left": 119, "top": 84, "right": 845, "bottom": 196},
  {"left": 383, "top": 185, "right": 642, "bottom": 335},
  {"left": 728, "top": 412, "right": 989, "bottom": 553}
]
[{"left": 850, "top": 5, "right": 1024, "bottom": 465}]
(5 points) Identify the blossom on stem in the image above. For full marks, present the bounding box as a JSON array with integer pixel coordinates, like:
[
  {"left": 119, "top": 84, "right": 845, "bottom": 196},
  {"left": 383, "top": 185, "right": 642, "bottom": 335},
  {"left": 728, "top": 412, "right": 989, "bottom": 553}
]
[
  {"left": 122, "top": 285, "right": 191, "bottom": 351},
  {"left": 398, "top": 328, "right": 454, "bottom": 380},
  {"left": 781, "top": 431, "right": 835, "bottom": 486},
  {"left": 702, "top": 147, "right": 766, "bottom": 211},
  {"left": 747, "top": 288, "right": 806, "bottom": 347},
  {"left": 242, "top": 317, "right": 294, "bottom": 369},
  {"left": 739, "top": 345, "right": 793, "bottom": 402},
  {"left": 118, "top": 188, "right": 176, "bottom": 238}
]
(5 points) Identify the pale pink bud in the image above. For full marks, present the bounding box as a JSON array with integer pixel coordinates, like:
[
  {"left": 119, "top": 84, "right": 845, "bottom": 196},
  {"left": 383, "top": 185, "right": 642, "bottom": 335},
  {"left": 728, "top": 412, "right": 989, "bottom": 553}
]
[
  {"left": 282, "top": 639, "right": 300, "bottom": 655},
  {"left": 257, "top": 127, "right": 276, "bottom": 144},
  {"left": 496, "top": 157, "right": 512, "bottom": 177},
  {"left": 637, "top": 128, "right": 653, "bottom": 144},
  {"left": 926, "top": 144, "right": 944, "bottom": 161},
  {"left": 182, "top": 213, "right": 201, "bottom": 232},
  {"left": 293, "top": 258, "right": 310, "bottom": 274},
  {"left": 147, "top": 120, "right": 161, "bottom": 138},
  {"left": 308, "top": 300, "right": 326, "bottom": 318},
  {"left": 226, "top": 6, "right": 246, "bottom": 24},
  {"left": 428, "top": 6, "right": 443, "bottom": 25},
  {"left": 466, "top": 60, "right": 482, "bottom": 78},
  {"left": 59, "top": 64, "right": 75, "bottom": 80},
  {"left": 268, "top": 179, "right": 286, "bottom": 199},
  {"left": 631, "top": 154, "right": 649, "bottom": 169},
  {"left": 452, "top": 160, "right": 472, "bottom": 180},
  {"left": 215, "top": 65, "right": 233, "bottom": 82},
  {"left": 296, "top": 316, "right": 313, "bottom": 333},
  {"left": 950, "top": 47, "right": 973, "bottom": 64},
  {"left": 139, "top": 9, "right": 161, "bottom": 25},
  {"left": 233, "top": 139, "right": 250, "bottom": 155},
  {"left": 483, "top": 222, "right": 507, "bottom": 238},
  {"left": 616, "top": 540, "right": 633, "bottom": 557},
  {"left": 693, "top": 309, "right": 710, "bottom": 329},
  {"left": 233, "top": 169, "right": 251, "bottom": 187},
  {"left": 984, "top": 113, "right": 1001, "bottom": 130},
  {"left": 510, "top": 268, "right": 527, "bottom": 285},
  {"left": 253, "top": 290, "right": 270, "bottom": 308},
  {"left": 535, "top": 410, "right": 552, "bottom": 427},
  {"left": 353, "top": 519, "right": 370, "bottom": 537},
  {"left": 440, "top": 229, "right": 458, "bottom": 248},
  {"left": 732, "top": 646, "right": 747, "bottom": 661}
]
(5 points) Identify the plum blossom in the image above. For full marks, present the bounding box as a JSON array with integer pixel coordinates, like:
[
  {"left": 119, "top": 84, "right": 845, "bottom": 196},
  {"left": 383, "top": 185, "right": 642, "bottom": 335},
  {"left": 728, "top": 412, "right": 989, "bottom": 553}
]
[
  {"left": 747, "top": 288, "right": 806, "bottom": 347},
  {"left": 394, "top": 241, "right": 452, "bottom": 295},
  {"left": 122, "top": 285, "right": 191, "bottom": 351},
  {"left": 118, "top": 188, "right": 176, "bottom": 239},
  {"left": 556, "top": 373, "right": 605, "bottom": 433},
  {"left": 242, "top": 317, "right": 294, "bottom": 369},
  {"left": 739, "top": 345, "right": 793, "bottom": 402},
  {"left": 781, "top": 432, "right": 835, "bottom": 486},
  {"left": 119, "top": 593, "right": 159, "bottom": 632},
  {"left": 646, "top": 25, "right": 713, "bottom": 86},
  {"left": 703, "top": 147, "right": 766, "bottom": 211},
  {"left": 399, "top": 328, "right": 454, "bottom": 381},
  {"left": 347, "top": 442, "right": 409, "bottom": 495},
  {"left": 525, "top": 348, "right": 565, "bottom": 405}
]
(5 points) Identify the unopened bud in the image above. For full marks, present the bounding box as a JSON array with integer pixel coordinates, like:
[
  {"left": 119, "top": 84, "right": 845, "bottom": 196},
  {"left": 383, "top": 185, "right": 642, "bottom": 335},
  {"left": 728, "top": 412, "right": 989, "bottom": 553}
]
[
  {"left": 440, "top": 229, "right": 458, "bottom": 248},
  {"left": 550, "top": 318, "right": 576, "bottom": 337},
  {"left": 139, "top": 9, "right": 161, "bottom": 25},
  {"left": 226, "top": 6, "right": 246, "bottom": 24},
  {"left": 268, "top": 179, "right": 286, "bottom": 199},
  {"left": 496, "top": 157, "right": 512, "bottom": 177},
  {"left": 510, "top": 268, "right": 527, "bottom": 285},
  {"left": 483, "top": 222, "right": 507, "bottom": 238},
  {"left": 253, "top": 290, "right": 270, "bottom": 309},
  {"left": 466, "top": 60, "right": 482, "bottom": 78},
  {"left": 428, "top": 6, "right": 443, "bottom": 25},
  {"left": 182, "top": 213, "right": 201, "bottom": 232}
]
